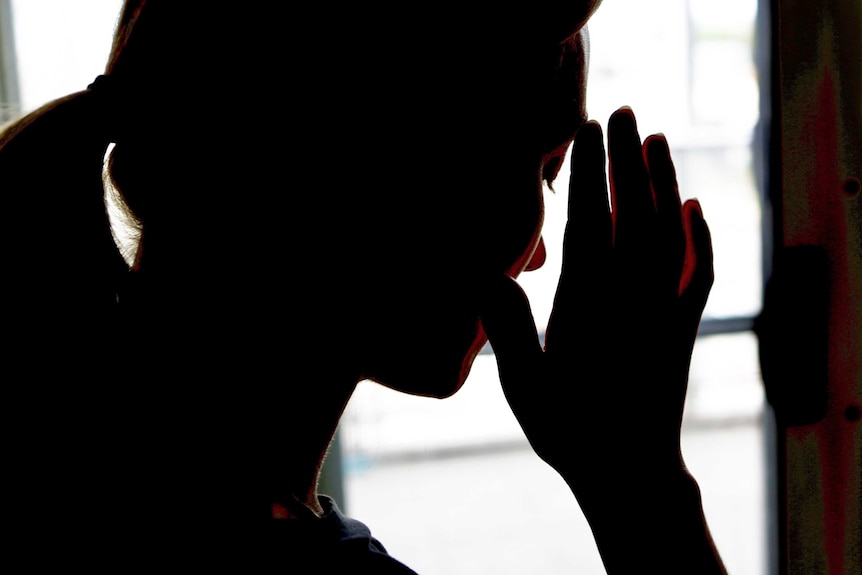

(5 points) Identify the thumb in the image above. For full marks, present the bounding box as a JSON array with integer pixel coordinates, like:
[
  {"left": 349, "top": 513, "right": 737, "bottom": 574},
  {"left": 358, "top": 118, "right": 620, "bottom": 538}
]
[{"left": 479, "top": 275, "right": 543, "bottom": 384}]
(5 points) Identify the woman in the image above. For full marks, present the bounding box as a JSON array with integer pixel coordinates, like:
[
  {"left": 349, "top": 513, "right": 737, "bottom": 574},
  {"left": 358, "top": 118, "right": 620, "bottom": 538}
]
[{"left": 2, "top": 1, "right": 727, "bottom": 572}]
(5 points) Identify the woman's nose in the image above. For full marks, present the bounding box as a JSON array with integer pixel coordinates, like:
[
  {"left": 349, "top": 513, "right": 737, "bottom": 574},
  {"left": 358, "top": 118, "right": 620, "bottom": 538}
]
[{"left": 524, "top": 236, "right": 547, "bottom": 272}]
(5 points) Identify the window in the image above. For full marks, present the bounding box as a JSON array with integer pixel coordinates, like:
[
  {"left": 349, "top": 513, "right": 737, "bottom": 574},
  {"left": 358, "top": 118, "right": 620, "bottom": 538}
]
[
  {"left": 340, "top": 2, "right": 767, "bottom": 574},
  {"left": 0, "top": 1, "right": 18, "bottom": 123},
  {"left": 1, "top": 3, "right": 769, "bottom": 573},
  {"left": 1, "top": 0, "right": 120, "bottom": 119}
]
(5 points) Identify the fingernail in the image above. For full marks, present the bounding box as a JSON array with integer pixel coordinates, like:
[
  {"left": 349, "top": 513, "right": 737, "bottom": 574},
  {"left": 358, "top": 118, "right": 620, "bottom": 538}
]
[
  {"left": 646, "top": 133, "right": 668, "bottom": 147},
  {"left": 610, "top": 106, "right": 637, "bottom": 132},
  {"left": 578, "top": 120, "right": 601, "bottom": 135},
  {"left": 688, "top": 198, "right": 704, "bottom": 217},
  {"left": 615, "top": 106, "right": 635, "bottom": 121}
]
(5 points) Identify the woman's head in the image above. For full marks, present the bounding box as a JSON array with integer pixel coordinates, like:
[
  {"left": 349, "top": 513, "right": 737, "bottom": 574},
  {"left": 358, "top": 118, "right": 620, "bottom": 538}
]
[
  {"left": 106, "top": 2, "right": 602, "bottom": 395},
  {"left": 2, "top": 1, "right": 602, "bottom": 397}
]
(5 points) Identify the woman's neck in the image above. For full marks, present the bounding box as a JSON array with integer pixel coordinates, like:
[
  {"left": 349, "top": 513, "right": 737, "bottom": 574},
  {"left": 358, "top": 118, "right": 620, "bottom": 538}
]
[{"left": 281, "top": 363, "right": 359, "bottom": 517}]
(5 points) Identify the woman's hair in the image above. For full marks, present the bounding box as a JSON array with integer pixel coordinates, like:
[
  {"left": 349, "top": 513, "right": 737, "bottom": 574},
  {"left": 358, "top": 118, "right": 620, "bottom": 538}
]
[
  {"left": 0, "top": 1, "right": 148, "bottom": 299},
  {"left": 0, "top": 86, "right": 123, "bottom": 319},
  {"left": 0, "top": 0, "right": 597, "bottom": 320},
  {"left": 1, "top": 1, "right": 217, "bottom": 274}
]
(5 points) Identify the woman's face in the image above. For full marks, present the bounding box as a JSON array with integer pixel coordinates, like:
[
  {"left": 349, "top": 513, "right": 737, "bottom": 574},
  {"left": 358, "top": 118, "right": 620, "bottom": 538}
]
[
  {"left": 347, "top": 26, "right": 592, "bottom": 398},
  {"left": 350, "top": 155, "right": 546, "bottom": 398}
]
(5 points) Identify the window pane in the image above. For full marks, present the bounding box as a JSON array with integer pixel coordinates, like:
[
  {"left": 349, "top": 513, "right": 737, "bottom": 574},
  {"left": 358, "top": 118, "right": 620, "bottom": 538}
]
[
  {"left": 343, "top": 1, "right": 767, "bottom": 574},
  {"left": 9, "top": 0, "right": 121, "bottom": 114},
  {"left": 3, "top": 2, "right": 769, "bottom": 573},
  {"left": 582, "top": 0, "right": 762, "bottom": 321},
  {"left": 344, "top": 332, "right": 766, "bottom": 574}
]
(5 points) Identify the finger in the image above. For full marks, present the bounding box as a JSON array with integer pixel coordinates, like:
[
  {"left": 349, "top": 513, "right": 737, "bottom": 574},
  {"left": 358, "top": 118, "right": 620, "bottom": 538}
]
[
  {"left": 563, "top": 120, "right": 611, "bottom": 274},
  {"left": 566, "top": 120, "right": 611, "bottom": 246},
  {"left": 607, "top": 107, "right": 654, "bottom": 251},
  {"left": 547, "top": 121, "right": 611, "bottom": 347},
  {"left": 668, "top": 200, "right": 714, "bottom": 393},
  {"left": 645, "top": 134, "right": 685, "bottom": 291},
  {"left": 478, "top": 275, "right": 543, "bottom": 384},
  {"left": 678, "top": 199, "right": 714, "bottom": 324},
  {"left": 479, "top": 276, "right": 562, "bottom": 476}
]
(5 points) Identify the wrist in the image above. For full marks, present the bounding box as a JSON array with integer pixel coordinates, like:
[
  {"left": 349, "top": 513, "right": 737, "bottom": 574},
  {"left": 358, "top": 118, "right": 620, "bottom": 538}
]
[
  {"left": 558, "top": 445, "right": 689, "bottom": 505},
  {"left": 569, "top": 468, "right": 727, "bottom": 574}
]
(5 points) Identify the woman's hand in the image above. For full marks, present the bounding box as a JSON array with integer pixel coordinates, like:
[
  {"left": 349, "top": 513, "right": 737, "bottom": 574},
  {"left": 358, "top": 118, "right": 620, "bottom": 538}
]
[
  {"left": 480, "top": 107, "right": 725, "bottom": 573},
  {"left": 480, "top": 106, "right": 714, "bottom": 493}
]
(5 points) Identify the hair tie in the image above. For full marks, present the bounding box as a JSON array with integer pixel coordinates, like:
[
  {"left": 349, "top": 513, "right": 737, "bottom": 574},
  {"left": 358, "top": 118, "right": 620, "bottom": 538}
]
[{"left": 87, "top": 74, "right": 111, "bottom": 92}]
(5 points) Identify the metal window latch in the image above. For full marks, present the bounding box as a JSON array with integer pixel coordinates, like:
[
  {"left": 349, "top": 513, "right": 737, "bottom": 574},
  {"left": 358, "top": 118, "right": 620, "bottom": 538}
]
[{"left": 755, "top": 245, "right": 831, "bottom": 427}]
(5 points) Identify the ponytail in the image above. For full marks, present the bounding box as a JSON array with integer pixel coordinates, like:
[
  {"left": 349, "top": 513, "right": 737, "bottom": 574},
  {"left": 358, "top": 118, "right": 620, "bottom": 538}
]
[
  {"left": 1, "top": 89, "right": 132, "bottom": 522},
  {"left": 0, "top": 0, "right": 147, "bottom": 329},
  {"left": 0, "top": 88, "right": 128, "bottom": 335}
]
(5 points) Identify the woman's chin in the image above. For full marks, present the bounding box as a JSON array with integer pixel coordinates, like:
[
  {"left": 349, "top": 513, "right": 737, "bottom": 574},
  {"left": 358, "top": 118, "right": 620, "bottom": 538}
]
[{"left": 369, "top": 329, "right": 487, "bottom": 399}]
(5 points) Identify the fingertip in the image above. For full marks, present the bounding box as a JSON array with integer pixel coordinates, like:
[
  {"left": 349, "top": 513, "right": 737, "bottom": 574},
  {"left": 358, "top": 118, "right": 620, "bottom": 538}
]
[
  {"left": 575, "top": 120, "right": 603, "bottom": 144},
  {"left": 610, "top": 105, "right": 637, "bottom": 128},
  {"left": 608, "top": 107, "right": 642, "bottom": 152},
  {"left": 685, "top": 197, "right": 701, "bottom": 210},
  {"left": 571, "top": 120, "right": 605, "bottom": 169},
  {"left": 644, "top": 133, "right": 672, "bottom": 166},
  {"left": 478, "top": 275, "right": 542, "bottom": 365},
  {"left": 682, "top": 198, "right": 714, "bottom": 280},
  {"left": 478, "top": 275, "right": 531, "bottom": 333},
  {"left": 644, "top": 132, "right": 668, "bottom": 149},
  {"left": 683, "top": 198, "right": 706, "bottom": 222}
]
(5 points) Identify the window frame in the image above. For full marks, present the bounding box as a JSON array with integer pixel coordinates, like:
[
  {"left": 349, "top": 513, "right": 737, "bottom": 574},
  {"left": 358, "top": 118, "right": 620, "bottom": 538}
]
[{"left": 0, "top": 0, "right": 21, "bottom": 123}]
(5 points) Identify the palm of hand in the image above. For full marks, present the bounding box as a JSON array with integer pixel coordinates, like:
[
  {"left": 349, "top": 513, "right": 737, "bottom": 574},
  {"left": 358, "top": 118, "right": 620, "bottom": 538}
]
[{"left": 481, "top": 108, "right": 713, "bottom": 493}]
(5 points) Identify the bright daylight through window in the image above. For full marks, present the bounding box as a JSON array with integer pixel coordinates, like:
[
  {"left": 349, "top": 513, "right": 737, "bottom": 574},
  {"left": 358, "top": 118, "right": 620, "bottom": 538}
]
[
  {"left": 1, "top": 2, "right": 767, "bottom": 574},
  {"left": 341, "top": 2, "right": 766, "bottom": 574}
]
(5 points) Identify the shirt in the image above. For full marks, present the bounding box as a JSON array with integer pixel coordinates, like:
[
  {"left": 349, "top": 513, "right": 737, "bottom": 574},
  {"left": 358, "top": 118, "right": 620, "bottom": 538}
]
[{"left": 273, "top": 495, "right": 419, "bottom": 574}]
